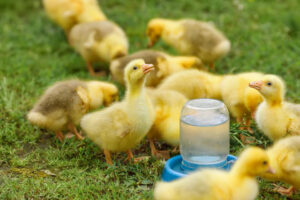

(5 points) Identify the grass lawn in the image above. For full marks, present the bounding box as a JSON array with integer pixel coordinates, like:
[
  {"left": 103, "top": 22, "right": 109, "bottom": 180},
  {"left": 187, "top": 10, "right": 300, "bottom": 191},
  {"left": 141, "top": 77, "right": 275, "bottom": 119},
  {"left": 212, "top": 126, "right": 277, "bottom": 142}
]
[{"left": 1, "top": 0, "right": 300, "bottom": 199}]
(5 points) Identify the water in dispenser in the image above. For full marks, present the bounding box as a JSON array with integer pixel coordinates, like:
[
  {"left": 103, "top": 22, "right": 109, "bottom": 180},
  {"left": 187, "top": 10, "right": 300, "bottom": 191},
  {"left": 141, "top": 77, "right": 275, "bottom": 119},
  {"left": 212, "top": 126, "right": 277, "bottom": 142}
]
[{"left": 180, "top": 99, "right": 230, "bottom": 169}]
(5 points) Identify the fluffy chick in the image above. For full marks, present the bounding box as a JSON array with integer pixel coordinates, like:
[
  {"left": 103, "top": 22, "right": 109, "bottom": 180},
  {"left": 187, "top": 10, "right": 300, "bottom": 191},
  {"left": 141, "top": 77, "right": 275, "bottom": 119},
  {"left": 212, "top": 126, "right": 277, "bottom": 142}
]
[
  {"left": 221, "top": 72, "right": 264, "bottom": 131},
  {"left": 110, "top": 50, "right": 203, "bottom": 87},
  {"left": 146, "top": 88, "right": 188, "bottom": 158},
  {"left": 250, "top": 75, "right": 300, "bottom": 141},
  {"left": 262, "top": 136, "right": 300, "bottom": 196},
  {"left": 146, "top": 18, "right": 230, "bottom": 69},
  {"left": 69, "top": 20, "right": 129, "bottom": 76},
  {"left": 80, "top": 59, "right": 155, "bottom": 165},
  {"left": 154, "top": 147, "right": 274, "bottom": 200},
  {"left": 43, "top": 0, "right": 107, "bottom": 33},
  {"left": 27, "top": 80, "right": 118, "bottom": 141},
  {"left": 158, "top": 69, "right": 223, "bottom": 100}
]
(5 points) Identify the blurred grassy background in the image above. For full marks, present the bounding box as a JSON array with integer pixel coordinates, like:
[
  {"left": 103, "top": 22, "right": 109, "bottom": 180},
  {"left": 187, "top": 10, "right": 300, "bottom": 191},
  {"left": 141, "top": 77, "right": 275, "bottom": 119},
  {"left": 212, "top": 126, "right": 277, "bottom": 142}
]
[{"left": 0, "top": 0, "right": 300, "bottom": 199}]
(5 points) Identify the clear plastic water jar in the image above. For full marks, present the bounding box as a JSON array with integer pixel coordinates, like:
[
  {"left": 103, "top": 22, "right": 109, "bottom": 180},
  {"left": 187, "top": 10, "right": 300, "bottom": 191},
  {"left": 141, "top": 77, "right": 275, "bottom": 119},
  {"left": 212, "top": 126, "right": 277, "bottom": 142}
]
[{"left": 180, "top": 98, "right": 230, "bottom": 170}]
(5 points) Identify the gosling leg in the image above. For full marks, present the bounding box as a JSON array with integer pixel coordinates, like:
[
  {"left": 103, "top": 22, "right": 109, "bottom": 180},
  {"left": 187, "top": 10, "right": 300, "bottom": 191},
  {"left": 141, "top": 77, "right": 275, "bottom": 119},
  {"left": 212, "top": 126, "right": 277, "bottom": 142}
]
[
  {"left": 55, "top": 131, "right": 64, "bottom": 142},
  {"left": 68, "top": 124, "right": 84, "bottom": 140},
  {"left": 149, "top": 138, "right": 170, "bottom": 159},
  {"left": 209, "top": 62, "right": 215, "bottom": 70},
  {"left": 104, "top": 149, "right": 113, "bottom": 166},
  {"left": 273, "top": 185, "right": 296, "bottom": 196},
  {"left": 245, "top": 119, "right": 254, "bottom": 134},
  {"left": 125, "top": 150, "right": 134, "bottom": 162},
  {"left": 86, "top": 61, "right": 106, "bottom": 77}
]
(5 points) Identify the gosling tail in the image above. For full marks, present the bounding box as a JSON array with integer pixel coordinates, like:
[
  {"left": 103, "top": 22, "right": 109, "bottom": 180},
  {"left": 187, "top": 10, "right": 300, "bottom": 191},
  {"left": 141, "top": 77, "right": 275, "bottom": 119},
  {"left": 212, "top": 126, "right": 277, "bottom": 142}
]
[
  {"left": 27, "top": 111, "right": 48, "bottom": 127},
  {"left": 214, "top": 40, "right": 231, "bottom": 59}
]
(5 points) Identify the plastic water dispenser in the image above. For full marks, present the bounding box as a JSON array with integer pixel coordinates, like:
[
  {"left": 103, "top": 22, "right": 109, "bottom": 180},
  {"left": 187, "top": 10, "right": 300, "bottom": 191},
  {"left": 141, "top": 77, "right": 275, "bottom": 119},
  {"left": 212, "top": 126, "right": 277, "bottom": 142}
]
[{"left": 162, "top": 99, "right": 237, "bottom": 182}]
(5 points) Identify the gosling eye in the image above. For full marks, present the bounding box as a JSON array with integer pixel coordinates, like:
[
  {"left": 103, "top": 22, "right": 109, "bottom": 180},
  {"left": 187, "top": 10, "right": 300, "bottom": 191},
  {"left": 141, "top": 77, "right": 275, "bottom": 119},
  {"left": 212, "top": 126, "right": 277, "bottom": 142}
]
[
  {"left": 133, "top": 66, "right": 138, "bottom": 70},
  {"left": 262, "top": 161, "right": 268, "bottom": 165},
  {"left": 267, "top": 82, "right": 272, "bottom": 86}
]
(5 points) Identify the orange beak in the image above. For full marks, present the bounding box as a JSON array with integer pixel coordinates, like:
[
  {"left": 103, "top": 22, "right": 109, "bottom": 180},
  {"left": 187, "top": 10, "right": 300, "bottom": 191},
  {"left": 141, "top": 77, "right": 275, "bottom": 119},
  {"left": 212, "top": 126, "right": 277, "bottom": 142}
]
[
  {"left": 142, "top": 64, "right": 154, "bottom": 74},
  {"left": 147, "top": 39, "right": 154, "bottom": 48},
  {"left": 249, "top": 81, "right": 263, "bottom": 90},
  {"left": 266, "top": 166, "right": 276, "bottom": 174}
]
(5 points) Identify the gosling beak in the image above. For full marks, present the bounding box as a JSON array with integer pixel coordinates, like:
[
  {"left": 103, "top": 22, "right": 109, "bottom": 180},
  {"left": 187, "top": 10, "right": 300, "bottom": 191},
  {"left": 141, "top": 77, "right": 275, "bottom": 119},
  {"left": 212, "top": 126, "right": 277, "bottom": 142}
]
[
  {"left": 266, "top": 167, "right": 276, "bottom": 174},
  {"left": 142, "top": 64, "right": 154, "bottom": 74},
  {"left": 147, "top": 40, "right": 153, "bottom": 48},
  {"left": 249, "top": 80, "right": 263, "bottom": 91}
]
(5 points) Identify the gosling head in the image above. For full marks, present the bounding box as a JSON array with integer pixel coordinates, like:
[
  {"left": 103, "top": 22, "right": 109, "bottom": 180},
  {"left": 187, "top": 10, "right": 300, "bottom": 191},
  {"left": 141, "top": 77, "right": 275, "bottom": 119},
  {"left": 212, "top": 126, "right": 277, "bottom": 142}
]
[
  {"left": 235, "top": 147, "right": 275, "bottom": 177},
  {"left": 249, "top": 75, "right": 285, "bottom": 104},
  {"left": 146, "top": 18, "right": 165, "bottom": 47},
  {"left": 86, "top": 81, "right": 119, "bottom": 109},
  {"left": 124, "top": 59, "right": 154, "bottom": 87}
]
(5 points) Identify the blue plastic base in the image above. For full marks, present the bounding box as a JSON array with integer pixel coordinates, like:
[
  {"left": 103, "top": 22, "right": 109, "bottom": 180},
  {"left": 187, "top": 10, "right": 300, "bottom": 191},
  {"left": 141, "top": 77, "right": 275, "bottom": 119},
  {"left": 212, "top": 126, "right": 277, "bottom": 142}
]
[{"left": 162, "top": 155, "right": 237, "bottom": 182}]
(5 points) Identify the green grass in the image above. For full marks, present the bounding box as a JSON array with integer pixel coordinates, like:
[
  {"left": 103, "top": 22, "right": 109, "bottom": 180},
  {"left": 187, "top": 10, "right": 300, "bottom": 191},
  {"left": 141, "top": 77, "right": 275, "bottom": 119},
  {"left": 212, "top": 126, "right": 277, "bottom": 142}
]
[{"left": 1, "top": 0, "right": 300, "bottom": 199}]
